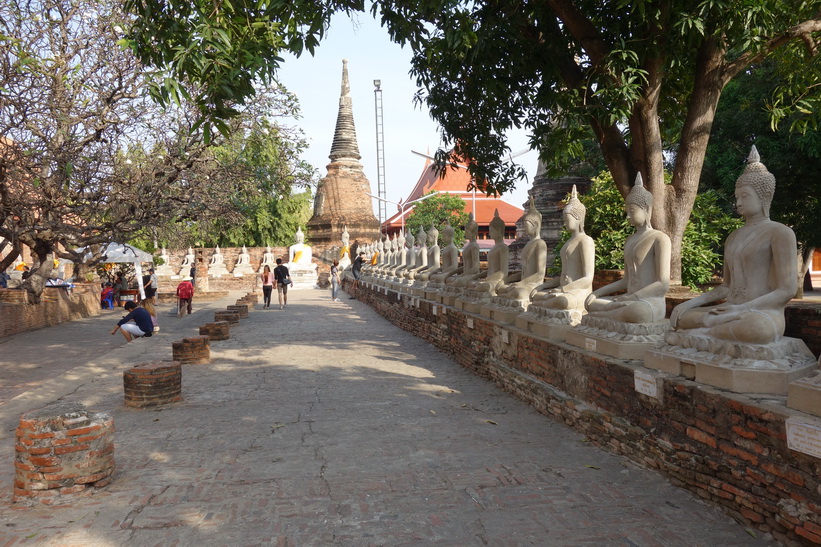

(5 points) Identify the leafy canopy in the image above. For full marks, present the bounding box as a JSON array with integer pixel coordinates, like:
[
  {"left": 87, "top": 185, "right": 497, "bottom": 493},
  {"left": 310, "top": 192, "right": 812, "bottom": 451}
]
[{"left": 405, "top": 194, "right": 470, "bottom": 247}]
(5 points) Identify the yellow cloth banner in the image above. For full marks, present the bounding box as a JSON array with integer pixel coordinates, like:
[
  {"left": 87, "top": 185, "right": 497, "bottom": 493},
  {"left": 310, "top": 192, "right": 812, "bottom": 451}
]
[
  {"left": 339, "top": 245, "right": 350, "bottom": 259},
  {"left": 371, "top": 253, "right": 378, "bottom": 265},
  {"left": 293, "top": 250, "right": 303, "bottom": 263}
]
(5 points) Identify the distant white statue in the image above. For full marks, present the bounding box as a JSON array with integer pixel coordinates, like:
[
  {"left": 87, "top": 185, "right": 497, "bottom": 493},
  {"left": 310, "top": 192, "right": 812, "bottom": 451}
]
[
  {"left": 208, "top": 246, "right": 229, "bottom": 277},
  {"left": 259, "top": 246, "right": 276, "bottom": 272},
  {"left": 339, "top": 226, "right": 352, "bottom": 270},
  {"left": 232, "top": 245, "right": 255, "bottom": 277},
  {"left": 155, "top": 247, "right": 176, "bottom": 276},
  {"left": 288, "top": 227, "right": 313, "bottom": 266}
]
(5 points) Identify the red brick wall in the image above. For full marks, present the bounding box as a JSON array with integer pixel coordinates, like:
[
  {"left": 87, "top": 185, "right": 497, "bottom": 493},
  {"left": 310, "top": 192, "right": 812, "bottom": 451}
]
[
  {"left": 0, "top": 284, "right": 99, "bottom": 338},
  {"left": 348, "top": 281, "right": 821, "bottom": 545}
]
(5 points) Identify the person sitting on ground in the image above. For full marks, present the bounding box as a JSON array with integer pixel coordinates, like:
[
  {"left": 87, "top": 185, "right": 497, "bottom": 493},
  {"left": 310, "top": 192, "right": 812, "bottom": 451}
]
[
  {"left": 350, "top": 251, "right": 365, "bottom": 297},
  {"left": 110, "top": 301, "right": 153, "bottom": 342},
  {"left": 100, "top": 282, "right": 114, "bottom": 308},
  {"left": 176, "top": 276, "right": 195, "bottom": 317}
]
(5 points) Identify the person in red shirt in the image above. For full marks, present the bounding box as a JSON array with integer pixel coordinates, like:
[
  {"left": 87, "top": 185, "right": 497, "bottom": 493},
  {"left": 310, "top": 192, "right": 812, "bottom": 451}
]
[{"left": 176, "top": 277, "right": 195, "bottom": 317}]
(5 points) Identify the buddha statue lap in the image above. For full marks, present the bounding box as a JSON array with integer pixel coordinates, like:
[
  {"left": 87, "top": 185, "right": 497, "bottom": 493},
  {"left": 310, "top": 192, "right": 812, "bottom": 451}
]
[
  {"left": 646, "top": 147, "right": 817, "bottom": 395},
  {"left": 565, "top": 173, "right": 671, "bottom": 359}
]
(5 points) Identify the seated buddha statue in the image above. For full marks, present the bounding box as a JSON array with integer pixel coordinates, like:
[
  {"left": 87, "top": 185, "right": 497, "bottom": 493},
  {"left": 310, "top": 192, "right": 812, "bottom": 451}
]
[
  {"left": 669, "top": 146, "right": 797, "bottom": 344},
  {"left": 493, "top": 197, "right": 547, "bottom": 302}
]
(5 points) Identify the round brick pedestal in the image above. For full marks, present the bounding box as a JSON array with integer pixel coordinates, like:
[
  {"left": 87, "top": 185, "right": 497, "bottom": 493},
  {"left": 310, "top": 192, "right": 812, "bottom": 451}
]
[
  {"left": 242, "top": 292, "right": 259, "bottom": 304},
  {"left": 226, "top": 304, "right": 249, "bottom": 318},
  {"left": 214, "top": 311, "right": 240, "bottom": 324},
  {"left": 14, "top": 402, "right": 114, "bottom": 505},
  {"left": 172, "top": 335, "right": 211, "bottom": 364},
  {"left": 123, "top": 361, "right": 182, "bottom": 407},
  {"left": 199, "top": 321, "right": 230, "bottom": 341}
]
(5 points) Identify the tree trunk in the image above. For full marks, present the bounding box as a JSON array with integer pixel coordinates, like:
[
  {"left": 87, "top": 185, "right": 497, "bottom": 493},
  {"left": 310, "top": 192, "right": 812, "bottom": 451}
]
[
  {"left": 19, "top": 242, "right": 53, "bottom": 303},
  {"left": 797, "top": 246, "right": 815, "bottom": 298},
  {"left": 0, "top": 240, "right": 21, "bottom": 273}
]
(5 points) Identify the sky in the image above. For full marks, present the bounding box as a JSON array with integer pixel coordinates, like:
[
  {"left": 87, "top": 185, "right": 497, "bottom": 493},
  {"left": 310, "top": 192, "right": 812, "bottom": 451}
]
[{"left": 276, "top": 10, "right": 538, "bottom": 221}]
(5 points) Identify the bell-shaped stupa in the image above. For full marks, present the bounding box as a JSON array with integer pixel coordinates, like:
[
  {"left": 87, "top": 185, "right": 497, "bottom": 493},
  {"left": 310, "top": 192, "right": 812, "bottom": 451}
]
[{"left": 307, "top": 59, "right": 380, "bottom": 248}]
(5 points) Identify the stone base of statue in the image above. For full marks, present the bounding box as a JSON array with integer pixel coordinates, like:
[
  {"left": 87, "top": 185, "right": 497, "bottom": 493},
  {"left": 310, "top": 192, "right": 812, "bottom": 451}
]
[
  {"left": 787, "top": 369, "right": 821, "bottom": 418},
  {"left": 258, "top": 262, "right": 276, "bottom": 274},
  {"left": 644, "top": 331, "right": 817, "bottom": 395},
  {"left": 410, "top": 278, "right": 429, "bottom": 297},
  {"left": 208, "top": 264, "right": 230, "bottom": 278},
  {"left": 232, "top": 263, "right": 255, "bottom": 277},
  {"left": 515, "top": 307, "right": 583, "bottom": 341},
  {"left": 424, "top": 282, "right": 445, "bottom": 302},
  {"left": 455, "top": 289, "right": 492, "bottom": 314},
  {"left": 288, "top": 263, "right": 319, "bottom": 289},
  {"left": 155, "top": 264, "right": 176, "bottom": 277},
  {"left": 437, "top": 285, "right": 462, "bottom": 306},
  {"left": 565, "top": 315, "right": 670, "bottom": 360},
  {"left": 480, "top": 296, "right": 528, "bottom": 324}
]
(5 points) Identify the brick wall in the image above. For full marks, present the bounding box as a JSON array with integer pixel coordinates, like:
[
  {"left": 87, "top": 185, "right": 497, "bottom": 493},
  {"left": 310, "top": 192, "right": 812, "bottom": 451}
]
[
  {"left": 348, "top": 281, "right": 821, "bottom": 545},
  {"left": 0, "top": 284, "right": 99, "bottom": 338}
]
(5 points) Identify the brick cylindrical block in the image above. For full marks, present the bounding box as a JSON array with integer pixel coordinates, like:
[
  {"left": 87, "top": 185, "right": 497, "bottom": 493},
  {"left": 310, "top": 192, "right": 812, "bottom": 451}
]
[
  {"left": 171, "top": 335, "right": 211, "bottom": 365},
  {"left": 226, "top": 304, "right": 249, "bottom": 318},
  {"left": 199, "top": 321, "right": 230, "bottom": 341},
  {"left": 14, "top": 402, "right": 114, "bottom": 505},
  {"left": 243, "top": 293, "right": 259, "bottom": 304},
  {"left": 123, "top": 361, "right": 182, "bottom": 408},
  {"left": 214, "top": 311, "right": 240, "bottom": 324}
]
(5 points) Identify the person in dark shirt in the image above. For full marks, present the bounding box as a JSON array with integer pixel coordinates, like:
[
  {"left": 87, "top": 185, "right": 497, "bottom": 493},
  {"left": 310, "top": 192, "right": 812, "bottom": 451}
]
[
  {"left": 350, "top": 251, "right": 365, "bottom": 297},
  {"left": 273, "top": 258, "right": 290, "bottom": 309},
  {"left": 110, "top": 301, "right": 153, "bottom": 342}
]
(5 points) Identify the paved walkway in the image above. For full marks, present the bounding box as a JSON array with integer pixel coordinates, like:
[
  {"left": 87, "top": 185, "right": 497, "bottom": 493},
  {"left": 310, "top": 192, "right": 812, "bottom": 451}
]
[{"left": 0, "top": 289, "right": 773, "bottom": 545}]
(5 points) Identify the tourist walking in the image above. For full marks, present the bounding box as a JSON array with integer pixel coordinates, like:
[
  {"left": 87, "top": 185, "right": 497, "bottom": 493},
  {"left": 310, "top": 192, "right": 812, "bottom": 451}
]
[
  {"left": 175, "top": 276, "right": 194, "bottom": 317},
  {"left": 261, "top": 265, "right": 274, "bottom": 309},
  {"left": 274, "top": 258, "right": 290, "bottom": 309},
  {"left": 330, "top": 260, "right": 340, "bottom": 301},
  {"left": 142, "top": 268, "right": 157, "bottom": 304}
]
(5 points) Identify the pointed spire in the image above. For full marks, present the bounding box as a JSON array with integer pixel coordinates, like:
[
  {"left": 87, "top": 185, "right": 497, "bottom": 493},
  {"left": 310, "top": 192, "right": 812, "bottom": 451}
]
[
  {"left": 329, "top": 59, "right": 362, "bottom": 162},
  {"left": 747, "top": 144, "right": 760, "bottom": 164}
]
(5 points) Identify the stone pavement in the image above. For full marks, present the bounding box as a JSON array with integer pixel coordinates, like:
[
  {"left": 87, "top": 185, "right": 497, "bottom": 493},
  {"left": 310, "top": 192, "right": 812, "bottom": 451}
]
[{"left": 0, "top": 289, "right": 773, "bottom": 545}]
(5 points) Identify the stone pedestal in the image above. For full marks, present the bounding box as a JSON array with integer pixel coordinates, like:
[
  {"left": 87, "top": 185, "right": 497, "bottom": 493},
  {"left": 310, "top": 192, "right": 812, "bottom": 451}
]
[
  {"left": 200, "top": 321, "right": 230, "bottom": 341},
  {"left": 226, "top": 304, "right": 249, "bottom": 318},
  {"left": 172, "top": 336, "right": 211, "bottom": 365},
  {"left": 123, "top": 361, "right": 183, "bottom": 407},
  {"left": 565, "top": 316, "right": 669, "bottom": 360},
  {"left": 289, "top": 263, "right": 319, "bottom": 289},
  {"left": 455, "top": 289, "right": 492, "bottom": 314},
  {"left": 232, "top": 263, "right": 255, "bottom": 277},
  {"left": 14, "top": 403, "right": 114, "bottom": 504},
  {"left": 645, "top": 331, "right": 817, "bottom": 395},
  {"left": 788, "top": 372, "right": 821, "bottom": 417},
  {"left": 480, "top": 296, "right": 529, "bottom": 324},
  {"left": 515, "top": 307, "right": 583, "bottom": 341}
]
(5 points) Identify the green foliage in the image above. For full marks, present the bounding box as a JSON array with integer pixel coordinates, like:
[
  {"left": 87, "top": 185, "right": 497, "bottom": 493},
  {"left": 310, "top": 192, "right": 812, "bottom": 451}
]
[
  {"left": 405, "top": 194, "right": 470, "bottom": 247},
  {"left": 551, "top": 172, "right": 742, "bottom": 288},
  {"left": 702, "top": 60, "right": 821, "bottom": 249}
]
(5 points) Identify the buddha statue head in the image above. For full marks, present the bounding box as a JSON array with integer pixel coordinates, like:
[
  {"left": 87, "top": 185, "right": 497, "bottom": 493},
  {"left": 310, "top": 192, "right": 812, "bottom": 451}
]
[
  {"left": 625, "top": 173, "right": 654, "bottom": 228},
  {"left": 295, "top": 226, "right": 305, "bottom": 244},
  {"left": 489, "top": 209, "right": 506, "bottom": 242},
  {"left": 465, "top": 213, "right": 479, "bottom": 242},
  {"left": 396, "top": 231, "right": 406, "bottom": 248},
  {"left": 522, "top": 196, "right": 542, "bottom": 237},
  {"left": 427, "top": 224, "right": 439, "bottom": 246},
  {"left": 736, "top": 145, "right": 776, "bottom": 217},
  {"left": 405, "top": 230, "right": 415, "bottom": 248},
  {"left": 441, "top": 220, "right": 455, "bottom": 244},
  {"left": 563, "top": 185, "right": 586, "bottom": 230}
]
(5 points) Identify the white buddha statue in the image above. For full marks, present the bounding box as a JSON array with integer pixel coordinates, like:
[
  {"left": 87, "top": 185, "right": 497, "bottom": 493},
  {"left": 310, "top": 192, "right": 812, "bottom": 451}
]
[
  {"left": 670, "top": 147, "right": 796, "bottom": 344},
  {"left": 177, "top": 247, "right": 195, "bottom": 277},
  {"left": 208, "top": 246, "right": 229, "bottom": 277},
  {"left": 155, "top": 247, "right": 176, "bottom": 276},
  {"left": 288, "top": 227, "right": 313, "bottom": 266},
  {"left": 445, "top": 214, "right": 482, "bottom": 288},
  {"left": 404, "top": 226, "right": 429, "bottom": 284},
  {"left": 232, "top": 245, "right": 255, "bottom": 276},
  {"left": 517, "top": 186, "right": 595, "bottom": 336},
  {"left": 457, "top": 210, "right": 510, "bottom": 313},
  {"left": 482, "top": 197, "right": 547, "bottom": 322},
  {"left": 339, "top": 226, "right": 352, "bottom": 270},
  {"left": 428, "top": 221, "right": 461, "bottom": 285},
  {"left": 385, "top": 232, "right": 407, "bottom": 279},
  {"left": 584, "top": 173, "right": 670, "bottom": 323},
  {"left": 391, "top": 230, "right": 415, "bottom": 283},
  {"left": 259, "top": 246, "right": 276, "bottom": 272},
  {"left": 415, "top": 225, "right": 441, "bottom": 286},
  {"left": 566, "top": 173, "right": 671, "bottom": 359}
]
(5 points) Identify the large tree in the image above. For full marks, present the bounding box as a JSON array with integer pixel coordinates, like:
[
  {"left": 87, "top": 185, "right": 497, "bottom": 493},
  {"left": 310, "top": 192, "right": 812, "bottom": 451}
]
[
  {"left": 0, "top": 0, "right": 307, "bottom": 300},
  {"left": 122, "top": 0, "right": 821, "bottom": 283}
]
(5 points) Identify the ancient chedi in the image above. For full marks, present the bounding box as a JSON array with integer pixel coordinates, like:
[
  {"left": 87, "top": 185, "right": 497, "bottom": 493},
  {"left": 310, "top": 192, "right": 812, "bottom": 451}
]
[{"left": 307, "top": 59, "right": 380, "bottom": 247}]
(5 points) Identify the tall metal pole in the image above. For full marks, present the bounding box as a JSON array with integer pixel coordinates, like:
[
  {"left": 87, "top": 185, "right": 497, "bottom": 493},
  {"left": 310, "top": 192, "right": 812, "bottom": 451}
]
[{"left": 373, "top": 80, "right": 387, "bottom": 234}]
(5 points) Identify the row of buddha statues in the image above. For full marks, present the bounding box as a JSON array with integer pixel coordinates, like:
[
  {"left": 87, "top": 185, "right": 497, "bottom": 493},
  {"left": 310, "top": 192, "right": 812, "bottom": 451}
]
[
  {"left": 355, "top": 147, "right": 818, "bottom": 398},
  {"left": 156, "top": 227, "right": 317, "bottom": 279}
]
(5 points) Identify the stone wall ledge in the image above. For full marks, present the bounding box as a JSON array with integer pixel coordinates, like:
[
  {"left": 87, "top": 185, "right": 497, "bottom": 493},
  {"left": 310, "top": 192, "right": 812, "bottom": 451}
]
[{"left": 346, "top": 279, "right": 821, "bottom": 546}]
